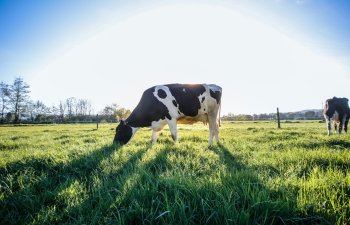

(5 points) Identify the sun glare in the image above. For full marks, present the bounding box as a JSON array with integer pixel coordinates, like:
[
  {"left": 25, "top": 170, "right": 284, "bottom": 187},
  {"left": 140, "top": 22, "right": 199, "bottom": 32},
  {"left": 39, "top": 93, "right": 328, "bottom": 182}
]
[{"left": 29, "top": 3, "right": 347, "bottom": 114}]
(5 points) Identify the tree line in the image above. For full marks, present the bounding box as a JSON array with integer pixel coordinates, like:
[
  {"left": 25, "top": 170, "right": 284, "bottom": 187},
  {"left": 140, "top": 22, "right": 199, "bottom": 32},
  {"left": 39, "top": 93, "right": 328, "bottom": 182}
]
[
  {"left": 0, "top": 77, "right": 131, "bottom": 124},
  {"left": 1, "top": 77, "right": 324, "bottom": 124},
  {"left": 221, "top": 110, "right": 324, "bottom": 121}
]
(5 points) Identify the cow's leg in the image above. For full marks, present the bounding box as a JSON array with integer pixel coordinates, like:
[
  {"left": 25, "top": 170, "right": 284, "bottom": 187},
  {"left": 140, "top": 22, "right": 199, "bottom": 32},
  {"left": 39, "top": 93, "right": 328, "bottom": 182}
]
[
  {"left": 325, "top": 116, "right": 331, "bottom": 136},
  {"left": 338, "top": 116, "right": 345, "bottom": 134},
  {"left": 150, "top": 120, "right": 166, "bottom": 144},
  {"left": 208, "top": 128, "right": 214, "bottom": 145},
  {"left": 208, "top": 118, "right": 215, "bottom": 145},
  {"left": 334, "top": 120, "right": 338, "bottom": 134},
  {"left": 339, "top": 115, "right": 347, "bottom": 134},
  {"left": 167, "top": 119, "right": 178, "bottom": 143},
  {"left": 214, "top": 121, "right": 220, "bottom": 144},
  {"left": 208, "top": 112, "right": 219, "bottom": 145},
  {"left": 151, "top": 130, "right": 160, "bottom": 144},
  {"left": 345, "top": 117, "right": 349, "bottom": 134}
]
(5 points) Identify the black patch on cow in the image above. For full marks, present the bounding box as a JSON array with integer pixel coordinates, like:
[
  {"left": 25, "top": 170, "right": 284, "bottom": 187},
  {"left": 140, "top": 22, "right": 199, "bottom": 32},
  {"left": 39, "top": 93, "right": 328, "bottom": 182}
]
[
  {"left": 172, "top": 100, "right": 178, "bottom": 107},
  {"left": 126, "top": 87, "right": 171, "bottom": 127},
  {"left": 166, "top": 84, "right": 206, "bottom": 117},
  {"left": 158, "top": 89, "right": 167, "bottom": 99},
  {"left": 324, "top": 97, "right": 350, "bottom": 119},
  {"left": 113, "top": 123, "right": 133, "bottom": 145},
  {"left": 201, "top": 96, "right": 205, "bottom": 103},
  {"left": 210, "top": 89, "right": 222, "bottom": 104},
  {"left": 178, "top": 110, "right": 181, "bottom": 115},
  {"left": 324, "top": 97, "right": 350, "bottom": 134}
]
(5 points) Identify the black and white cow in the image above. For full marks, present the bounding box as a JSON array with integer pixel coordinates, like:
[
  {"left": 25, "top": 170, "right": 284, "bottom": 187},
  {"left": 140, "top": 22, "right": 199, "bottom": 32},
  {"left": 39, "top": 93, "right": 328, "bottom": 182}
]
[
  {"left": 113, "top": 83, "right": 222, "bottom": 145},
  {"left": 323, "top": 97, "right": 349, "bottom": 136}
]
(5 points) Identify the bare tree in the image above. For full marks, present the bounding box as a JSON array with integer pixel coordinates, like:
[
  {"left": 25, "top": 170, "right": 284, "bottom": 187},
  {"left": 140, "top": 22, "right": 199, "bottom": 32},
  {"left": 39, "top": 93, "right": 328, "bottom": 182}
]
[
  {"left": 101, "top": 103, "right": 119, "bottom": 116},
  {"left": 77, "top": 99, "right": 83, "bottom": 116},
  {"left": 9, "top": 77, "right": 30, "bottom": 123},
  {"left": 50, "top": 105, "right": 60, "bottom": 121},
  {"left": 33, "top": 100, "right": 48, "bottom": 121},
  {"left": 26, "top": 100, "right": 35, "bottom": 122},
  {"left": 34, "top": 100, "right": 47, "bottom": 115},
  {"left": 77, "top": 99, "right": 87, "bottom": 116},
  {"left": 59, "top": 100, "right": 66, "bottom": 121},
  {"left": 87, "top": 101, "right": 93, "bottom": 116},
  {"left": 73, "top": 98, "right": 79, "bottom": 116},
  {"left": 66, "top": 97, "right": 76, "bottom": 117},
  {"left": 82, "top": 99, "right": 88, "bottom": 116},
  {"left": 0, "top": 82, "right": 10, "bottom": 121}
]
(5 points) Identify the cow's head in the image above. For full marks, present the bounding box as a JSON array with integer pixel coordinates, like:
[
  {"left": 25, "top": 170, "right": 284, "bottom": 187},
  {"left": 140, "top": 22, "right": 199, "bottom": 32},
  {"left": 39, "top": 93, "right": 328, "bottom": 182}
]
[
  {"left": 113, "top": 120, "right": 133, "bottom": 145},
  {"left": 324, "top": 98, "right": 336, "bottom": 117}
]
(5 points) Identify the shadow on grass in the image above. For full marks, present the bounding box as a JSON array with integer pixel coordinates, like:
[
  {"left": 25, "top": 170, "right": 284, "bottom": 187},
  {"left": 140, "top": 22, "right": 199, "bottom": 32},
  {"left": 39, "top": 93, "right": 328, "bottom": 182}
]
[
  {"left": 207, "top": 144, "right": 330, "bottom": 225},
  {"left": 208, "top": 144, "right": 292, "bottom": 224},
  {"left": 0, "top": 142, "right": 334, "bottom": 225},
  {"left": 295, "top": 138, "right": 350, "bottom": 150},
  {"left": 99, "top": 144, "right": 331, "bottom": 224},
  {"left": 0, "top": 143, "right": 129, "bottom": 225},
  {"left": 56, "top": 144, "right": 150, "bottom": 224}
]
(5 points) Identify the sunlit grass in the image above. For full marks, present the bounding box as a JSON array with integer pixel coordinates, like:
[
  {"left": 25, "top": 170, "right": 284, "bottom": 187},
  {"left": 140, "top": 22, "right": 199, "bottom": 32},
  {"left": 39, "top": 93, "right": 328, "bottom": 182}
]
[{"left": 0, "top": 122, "right": 349, "bottom": 224}]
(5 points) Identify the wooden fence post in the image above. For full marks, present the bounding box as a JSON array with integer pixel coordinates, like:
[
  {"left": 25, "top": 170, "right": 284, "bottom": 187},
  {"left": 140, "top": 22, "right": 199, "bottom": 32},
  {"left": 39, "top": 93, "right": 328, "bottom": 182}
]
[
  {"left": 96, "top": 114, "right": 99, "bottom": 130},
  {"left": 277, "top": 107, "right": 281, "bottom": 129}
]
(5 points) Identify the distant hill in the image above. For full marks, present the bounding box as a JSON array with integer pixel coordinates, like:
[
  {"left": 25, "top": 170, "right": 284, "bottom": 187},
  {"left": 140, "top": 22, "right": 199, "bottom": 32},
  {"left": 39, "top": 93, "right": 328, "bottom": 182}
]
[
  {"left": 222, "top": 109, "right": 324, "bottom": 121},
  {"left": 293, "top": 109, "right": 323, "bottom": 114}
]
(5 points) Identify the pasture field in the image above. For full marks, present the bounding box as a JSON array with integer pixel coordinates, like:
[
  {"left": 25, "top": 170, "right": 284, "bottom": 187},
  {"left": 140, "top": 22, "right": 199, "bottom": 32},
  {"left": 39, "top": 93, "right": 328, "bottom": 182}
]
[{"left": 0, "top": 121, "right": 350, "bottom": 225}]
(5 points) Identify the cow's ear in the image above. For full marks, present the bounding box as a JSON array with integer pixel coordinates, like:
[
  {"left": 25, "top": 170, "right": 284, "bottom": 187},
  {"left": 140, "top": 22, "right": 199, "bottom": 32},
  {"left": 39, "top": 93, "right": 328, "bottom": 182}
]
[{"left": 120, "top": 119, "right": 125, "bottom": 125}]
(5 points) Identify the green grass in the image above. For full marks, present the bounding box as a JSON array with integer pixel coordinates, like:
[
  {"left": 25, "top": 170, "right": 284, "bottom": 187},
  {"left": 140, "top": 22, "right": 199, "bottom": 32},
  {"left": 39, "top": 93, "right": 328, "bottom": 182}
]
[{"left": 0, "top": 121, "right": 349, "bottom": 224}]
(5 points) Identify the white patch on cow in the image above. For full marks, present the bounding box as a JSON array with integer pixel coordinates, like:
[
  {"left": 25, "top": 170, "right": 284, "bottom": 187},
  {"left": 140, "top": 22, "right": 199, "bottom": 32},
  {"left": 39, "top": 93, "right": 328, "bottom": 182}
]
[
  {"left": 150, "top": 118, "right": 167, "bottom": 132},
  {"left": 152, "top": 130, "right": 159, "bottom": 144},
  {"left": 153, "top": 86, "right": 180, "bottom": 120},
  {"left": 333, "top": 110, "right": 339, "bottom": 134},
  {"left": 204, "top": 84, "right": 222, "bottom": 144},
  {"left": 333, "top": 110, "right": 339, "bottom": 122},
  {"left": 130, "top": 127, "right": 140, "bottom": 139},
  {"left": 167, "top": 119, "right": 178, "bottom": 143},
  {"left": 196, "top": 92, "right": 208, "bottom": 124},
  {"left": 150, "top": 118, "right": 167, "bottom": 144},
  {"left": 325, "top": 116, "right": 331, "bottom": 136}
]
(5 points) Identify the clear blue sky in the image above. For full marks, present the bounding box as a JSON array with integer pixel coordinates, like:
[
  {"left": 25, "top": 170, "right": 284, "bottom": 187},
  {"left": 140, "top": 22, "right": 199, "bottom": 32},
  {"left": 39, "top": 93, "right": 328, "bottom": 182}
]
[
  {"left": 1, "top": 0, "right": 350, "bottom": 114},
  {"left": 0, "top": 0, "right": 130, "bottom": 80}
]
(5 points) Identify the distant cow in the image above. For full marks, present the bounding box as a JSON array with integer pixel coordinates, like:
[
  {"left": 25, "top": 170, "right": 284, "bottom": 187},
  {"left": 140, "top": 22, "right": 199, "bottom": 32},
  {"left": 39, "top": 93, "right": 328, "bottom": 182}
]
[
  {"left": 113, "top": 84, "right": 222, "bottom": 145},
  {"left": 323, "top": 97, "right": 349, "bottom": 135}
]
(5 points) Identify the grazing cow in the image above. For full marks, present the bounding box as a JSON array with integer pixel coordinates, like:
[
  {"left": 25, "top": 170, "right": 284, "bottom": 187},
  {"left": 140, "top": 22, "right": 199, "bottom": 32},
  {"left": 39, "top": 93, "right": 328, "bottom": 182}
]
[
  {"left": 323, "top": 97, "right": 349, "bottom": 136},
  {"left": 113, "top": 83, "right": 222, "bottom": 145}
]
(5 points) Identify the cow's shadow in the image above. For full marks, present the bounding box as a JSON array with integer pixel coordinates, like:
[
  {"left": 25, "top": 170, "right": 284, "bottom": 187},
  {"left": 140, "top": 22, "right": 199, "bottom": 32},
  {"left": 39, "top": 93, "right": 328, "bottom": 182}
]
[
  {"left": 0, "top": 142, "right": 149, "bottom": 224},
  {"left": 1, "top": 141, "right": 331, "bottom": 224}
]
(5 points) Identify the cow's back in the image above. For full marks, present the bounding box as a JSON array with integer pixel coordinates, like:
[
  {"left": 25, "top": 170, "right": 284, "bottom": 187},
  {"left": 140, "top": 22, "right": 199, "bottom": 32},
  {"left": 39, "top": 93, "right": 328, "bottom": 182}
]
[{"left": 166, "top": 84, "right": 206, "bottom": 117}]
